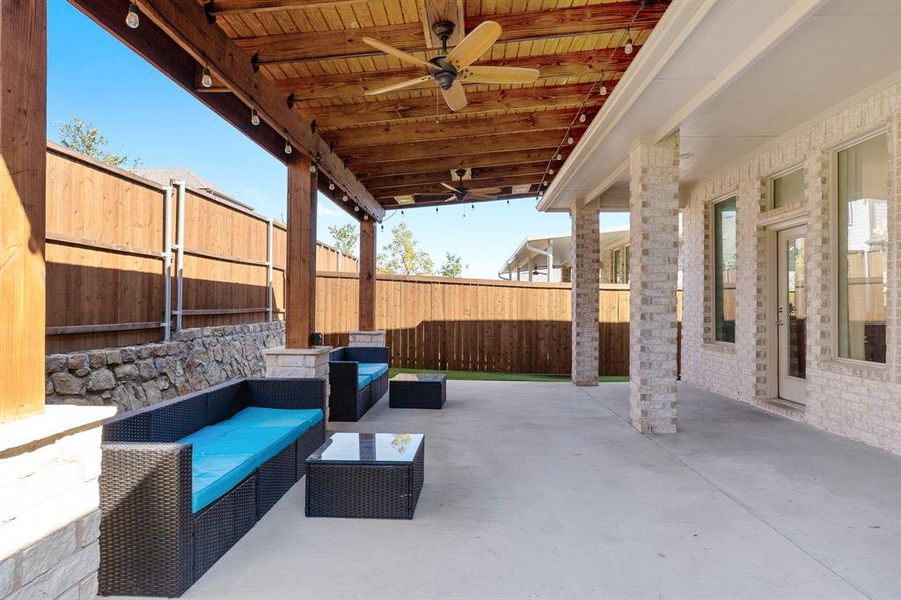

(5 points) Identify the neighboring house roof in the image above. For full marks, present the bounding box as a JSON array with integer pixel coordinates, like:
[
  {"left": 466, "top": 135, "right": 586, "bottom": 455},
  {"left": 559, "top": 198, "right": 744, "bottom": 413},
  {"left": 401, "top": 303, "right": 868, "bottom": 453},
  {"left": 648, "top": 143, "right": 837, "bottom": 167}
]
[
  {"left": 499, "top": 230, "right": 630, "bottom": 274},
  {"left": 133, "top": 167, "right": 255, "bottom": 212}
]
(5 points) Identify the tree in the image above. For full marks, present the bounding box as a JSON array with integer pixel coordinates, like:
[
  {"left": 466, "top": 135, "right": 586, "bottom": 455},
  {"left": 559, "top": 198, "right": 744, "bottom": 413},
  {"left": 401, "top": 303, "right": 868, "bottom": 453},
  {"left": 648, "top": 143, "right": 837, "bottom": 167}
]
[
  {"left": 56, "top": 116, "right": 140, "bottom": 169},
  {"left": 377, "top": 222, "right": 434, "bottom": 276},
  {"left": 328, "top": 223, "right": 358, "bottom": 256},
  {"left": 438, "top": 252, "right": 466, "bottom": 278}
]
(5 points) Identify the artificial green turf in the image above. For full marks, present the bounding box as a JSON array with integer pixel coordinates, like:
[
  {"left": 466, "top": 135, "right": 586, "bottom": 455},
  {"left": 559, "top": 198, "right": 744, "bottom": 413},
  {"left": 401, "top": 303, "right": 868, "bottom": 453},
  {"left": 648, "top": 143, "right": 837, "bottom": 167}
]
[{"left": 388, "top": 368, "right": 628, "bottom": 383}]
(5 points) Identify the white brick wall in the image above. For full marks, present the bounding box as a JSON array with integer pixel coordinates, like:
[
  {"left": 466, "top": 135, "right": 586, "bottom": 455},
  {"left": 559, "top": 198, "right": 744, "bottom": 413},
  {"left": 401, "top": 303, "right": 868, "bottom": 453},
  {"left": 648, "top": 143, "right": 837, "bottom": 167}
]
[
  {"left": 629, "top": 134, "right": 680, "bottom": 433},
  {"left": 570, "top": 202, "right": 601, "bottom": 385},
  {"left": 681, "top": 79, "right": 901, "bottom": 454}
]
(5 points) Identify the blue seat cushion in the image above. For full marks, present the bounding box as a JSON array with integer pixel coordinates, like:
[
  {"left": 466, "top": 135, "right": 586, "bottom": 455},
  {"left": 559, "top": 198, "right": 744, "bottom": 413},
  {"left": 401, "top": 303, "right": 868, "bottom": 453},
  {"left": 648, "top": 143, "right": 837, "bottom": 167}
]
[
  {"left": 357, "top": 374, "right": 372, "bottom": 390},
  {"left": 358, "top": 362, "right": 389, "bottom": 379},
  {"left": 180, "top": 407, "right": 323, "bottom": 513}
]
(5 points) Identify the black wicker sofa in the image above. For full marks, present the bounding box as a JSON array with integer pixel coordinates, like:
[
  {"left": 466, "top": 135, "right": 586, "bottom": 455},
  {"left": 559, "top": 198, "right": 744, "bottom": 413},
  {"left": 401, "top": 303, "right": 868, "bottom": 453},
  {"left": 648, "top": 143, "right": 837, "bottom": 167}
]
[
  {"left": 98, "top": 377, "right": 326, "bottom": 597},
  {"left": 328, "top": 346, "right": 389, "bottom": 421}
]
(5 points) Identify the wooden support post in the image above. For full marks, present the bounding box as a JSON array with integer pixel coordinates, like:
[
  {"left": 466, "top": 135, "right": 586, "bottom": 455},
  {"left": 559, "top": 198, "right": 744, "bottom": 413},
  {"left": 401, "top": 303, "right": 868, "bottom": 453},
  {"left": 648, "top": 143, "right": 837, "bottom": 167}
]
[
  {"left": 285, "top": 154, "right": 317, "bottom": 348},
  {"left": 359, "top": 218, "right": 377, "bottom": 331},
  {"left": 0, "top": 0, "right": 47, "bottom": 423}
]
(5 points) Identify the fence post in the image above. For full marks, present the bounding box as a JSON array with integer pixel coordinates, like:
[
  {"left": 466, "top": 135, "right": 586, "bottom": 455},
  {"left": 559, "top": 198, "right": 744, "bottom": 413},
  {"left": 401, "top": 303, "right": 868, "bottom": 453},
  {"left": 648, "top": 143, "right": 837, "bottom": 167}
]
[
  {"left": 162, "top": 186, "right": 173, "bottom": 341},
  {"left": 173, "top": 180, "right": 186, "bottom": 333},
  {"left": 267, "top": 218, "right": 274, "bottom": 322}
]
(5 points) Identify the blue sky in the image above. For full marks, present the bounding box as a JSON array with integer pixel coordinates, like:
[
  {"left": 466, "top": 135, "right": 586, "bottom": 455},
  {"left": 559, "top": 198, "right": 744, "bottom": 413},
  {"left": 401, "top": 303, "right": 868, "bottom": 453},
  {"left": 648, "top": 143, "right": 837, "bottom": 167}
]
[{"left": 47, "top": 0, "right": 628, "bottom": 278}]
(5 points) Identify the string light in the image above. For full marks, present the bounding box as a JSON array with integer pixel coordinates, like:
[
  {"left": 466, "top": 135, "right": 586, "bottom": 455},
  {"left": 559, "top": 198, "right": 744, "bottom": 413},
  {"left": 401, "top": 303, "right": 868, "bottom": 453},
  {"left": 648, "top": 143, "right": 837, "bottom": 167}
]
[
  {"left": 354, "top": 205, "right": 360, "bottom": 212},
  {"left": 126, "top": 1, "right": 140, "bottom": 29},
  {"left": 201, "top": 67, "right": 213, "bottom": 88},
  {"left": 599, "top": 83, "right": 608, "bottom": 96},
  {"left": 566, "top": 136, "right": 574, "bottom": 145},
  {"left": 363, "top": 214, "right": 368, "bottom": 220},
  {"left": 328, "top": 181, "right": 335, "bottom": 191},
  {"left": 624, "top": 34, "right": 634, "bottom": 55},
  {"left": 342, "top": 194, "right": 348, "bottom": 202},
  {"left": 548, "top": 168, "right": 555, "bottom": 175},
  {"left": 284, "top": 140, "right": 292, "bottom": 155},
  {"left": 310, "top": 163, "right": 317, "bottom": 174},
  {"left": 579, "top": 113, "right": 587, "bottom": 123},
  {"left": 250, "top": 108, "right": 260, "bottom": 126},
  {"left": 556, "top": 153, "right": 563, "bottom": 161}
]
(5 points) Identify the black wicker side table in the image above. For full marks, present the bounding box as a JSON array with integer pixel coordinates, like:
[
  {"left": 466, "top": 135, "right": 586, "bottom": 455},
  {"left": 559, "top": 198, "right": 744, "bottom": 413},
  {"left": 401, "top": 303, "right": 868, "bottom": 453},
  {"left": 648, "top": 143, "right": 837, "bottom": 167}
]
[
  {"left": 305, "top": 432, "right": 424, "bottom": 519},
  {"left": 389, "top": 373, "right": 446, "bottom": 409}
]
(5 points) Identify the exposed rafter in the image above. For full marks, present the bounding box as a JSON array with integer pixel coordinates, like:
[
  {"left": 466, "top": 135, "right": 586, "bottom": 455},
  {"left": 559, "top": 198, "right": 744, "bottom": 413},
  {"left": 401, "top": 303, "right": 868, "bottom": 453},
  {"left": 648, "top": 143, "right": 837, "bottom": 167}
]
[
  {"left": 373, "top": 174, "right": 547, "bottom": 198},
  {"left": 351, "top": 148, "right": 564, "bottom": 179},
  {"left": 205, "top": 0, "right": 372, "bottom": 15}
]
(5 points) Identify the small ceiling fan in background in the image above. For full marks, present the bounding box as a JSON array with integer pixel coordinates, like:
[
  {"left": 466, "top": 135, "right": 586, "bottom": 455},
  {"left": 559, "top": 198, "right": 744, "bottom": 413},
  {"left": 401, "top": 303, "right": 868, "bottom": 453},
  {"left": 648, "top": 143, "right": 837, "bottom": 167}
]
[
  {"left": 361, "top": 20, "right": 540, "bottom": 112},
  {"left": 440, "top": 169, "right": 502, "bottom": 203}
]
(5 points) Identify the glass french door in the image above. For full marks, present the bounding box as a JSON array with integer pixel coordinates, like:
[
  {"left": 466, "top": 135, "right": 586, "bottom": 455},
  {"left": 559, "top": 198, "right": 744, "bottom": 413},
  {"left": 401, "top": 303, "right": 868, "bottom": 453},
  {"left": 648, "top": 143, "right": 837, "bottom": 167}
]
[{"left": 777, "top": 226, "right": 807, "bottom": 404}]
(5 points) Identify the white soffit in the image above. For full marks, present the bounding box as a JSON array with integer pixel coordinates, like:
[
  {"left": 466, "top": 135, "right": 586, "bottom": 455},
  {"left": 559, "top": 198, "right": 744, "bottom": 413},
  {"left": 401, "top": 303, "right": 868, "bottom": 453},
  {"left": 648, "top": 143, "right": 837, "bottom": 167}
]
[{"left": 538, "top": 0, "right": 826, "bottom": 211}]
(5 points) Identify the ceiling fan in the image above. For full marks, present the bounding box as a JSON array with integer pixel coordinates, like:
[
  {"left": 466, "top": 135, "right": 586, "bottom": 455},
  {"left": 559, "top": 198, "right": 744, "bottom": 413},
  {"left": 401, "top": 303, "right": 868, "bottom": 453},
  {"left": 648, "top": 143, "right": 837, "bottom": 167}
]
[
  {"left": 440, "top": 169, "right": 502, "bottom": 203},
  {"left": 361, "top": 20, "right": 540, "bottom": 112}
]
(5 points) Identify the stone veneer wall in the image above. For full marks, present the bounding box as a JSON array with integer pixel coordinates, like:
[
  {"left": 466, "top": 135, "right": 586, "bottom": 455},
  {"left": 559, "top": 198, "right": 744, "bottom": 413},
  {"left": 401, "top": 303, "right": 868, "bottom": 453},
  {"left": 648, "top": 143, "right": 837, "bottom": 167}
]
[
  {"left": 45, "top": 322, "right": 285, "bottom": 411},
  {"left": 681, "top": 77, "right": 901, "bottom": 454}
]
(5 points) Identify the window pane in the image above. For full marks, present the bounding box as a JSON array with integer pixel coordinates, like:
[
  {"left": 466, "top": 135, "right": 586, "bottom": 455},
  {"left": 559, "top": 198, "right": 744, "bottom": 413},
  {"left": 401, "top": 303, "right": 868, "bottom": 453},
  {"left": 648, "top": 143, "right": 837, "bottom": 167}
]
[
  {"left": 613, "top": 249, "right": 622, "bottom": 283},
  {"left": 624, "top": 246, "right": 631, "bottom": 284},
  {"left": 714, "top": 197, "right": 737, "bottom": 343},
  {"left": 837, "top": 135, "right": 888, "bottom": 363},
  {"left": 773, "top": 168, "right": 805, "bottom": 208}
]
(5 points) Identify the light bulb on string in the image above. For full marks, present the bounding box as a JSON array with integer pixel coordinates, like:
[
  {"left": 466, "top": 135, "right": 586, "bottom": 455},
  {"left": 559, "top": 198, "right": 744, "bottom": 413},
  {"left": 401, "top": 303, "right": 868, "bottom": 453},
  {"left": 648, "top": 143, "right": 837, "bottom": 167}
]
[
  {"left": 579, "top": 113, "right": 586, "bottom": 123},
  {"left": 328, "top": 181, "right": 335, "bottom": 191},
  {"left": 342, "top": 194, "right": 348, "bottom": 202},
  {"left": 284, "top": 140, "right": 292, "bottom": 155},
  {"left": 556, "top": 153, "right": 563, "bottom": 161},
  {"left": 201, "top": 67, "right": 213, "bottom": 88},
  {"left": 126, "top": 2, "right": 140, "bottom": 28},
  {"left": 625, "top": 36, "right": 634, "bottom": 55},
  {"left": 354, "top": 205, "right": 360, "bottom": 212},
  {"left": 250, "top": 108, "right": 260, "bottom": 126},
  {"left": 567, "top": 136, "right": 574, "bottom": 145}
]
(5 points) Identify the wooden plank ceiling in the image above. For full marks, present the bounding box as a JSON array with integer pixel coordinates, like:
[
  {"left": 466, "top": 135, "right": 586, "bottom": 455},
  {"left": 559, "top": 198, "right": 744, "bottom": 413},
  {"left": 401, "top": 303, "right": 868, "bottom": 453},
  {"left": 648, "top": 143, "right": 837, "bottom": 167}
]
[{"left": 203, "top": 0, "right": 670, "bottom": 210}]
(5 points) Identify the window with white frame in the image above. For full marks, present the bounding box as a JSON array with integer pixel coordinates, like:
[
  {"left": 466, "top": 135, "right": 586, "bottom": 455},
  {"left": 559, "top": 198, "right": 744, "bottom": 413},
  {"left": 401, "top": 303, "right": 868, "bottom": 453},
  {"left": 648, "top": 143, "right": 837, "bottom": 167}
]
[
  {"left": 772, "top": 168, "right": 805, "bottom": 209},
  {"left": 713, "top": 197, "right": 737, "bottom": 343},
  {"left": 836, "top": 134, "right": 888, "bottom": 363}
]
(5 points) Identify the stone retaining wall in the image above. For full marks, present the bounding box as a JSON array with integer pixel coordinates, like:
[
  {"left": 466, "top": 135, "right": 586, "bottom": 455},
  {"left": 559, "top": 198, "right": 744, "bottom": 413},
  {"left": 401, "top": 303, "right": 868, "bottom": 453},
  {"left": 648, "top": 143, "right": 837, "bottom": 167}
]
[{"left": 45, "top": 322, "right": 285, "bottom": 412}]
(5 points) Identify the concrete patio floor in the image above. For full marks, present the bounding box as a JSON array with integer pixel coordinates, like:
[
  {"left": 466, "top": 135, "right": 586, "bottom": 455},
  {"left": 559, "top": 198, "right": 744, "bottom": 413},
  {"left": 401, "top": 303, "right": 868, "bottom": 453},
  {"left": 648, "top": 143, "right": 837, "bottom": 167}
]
[{"left": 176, "top": 381, "right": 900, "bottom": 600}]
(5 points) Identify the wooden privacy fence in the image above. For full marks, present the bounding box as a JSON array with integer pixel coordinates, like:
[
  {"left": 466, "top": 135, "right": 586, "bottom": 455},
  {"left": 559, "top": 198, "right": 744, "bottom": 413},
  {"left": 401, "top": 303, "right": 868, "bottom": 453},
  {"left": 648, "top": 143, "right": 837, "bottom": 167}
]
[
  {"left": 45, "top": 142, "right": 682, "bottom": 375},
  {"left": 44, "top": 143, "right": 356, "bottom": 353},
  {"left": 317, "top": 272, "right": 641, "bottom": 375}
]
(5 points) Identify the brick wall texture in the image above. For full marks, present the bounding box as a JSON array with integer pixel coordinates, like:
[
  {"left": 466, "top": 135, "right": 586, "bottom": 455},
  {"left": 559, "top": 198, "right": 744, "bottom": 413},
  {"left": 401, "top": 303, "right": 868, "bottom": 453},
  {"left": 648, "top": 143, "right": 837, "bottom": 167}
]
[
  {"left": 570, "top": 202, "right": 601, "bottom": 385},
  {"left": 681, "top": 79, "right": 901, "bottom": 454},
  {"left": 629, "top": 134, "right": 681, "bottom": 433}
]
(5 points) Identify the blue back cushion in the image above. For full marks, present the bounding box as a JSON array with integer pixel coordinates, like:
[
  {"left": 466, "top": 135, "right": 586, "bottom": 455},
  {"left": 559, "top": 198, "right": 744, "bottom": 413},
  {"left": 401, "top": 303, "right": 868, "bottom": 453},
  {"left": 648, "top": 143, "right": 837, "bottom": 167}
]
[{"left": 180, "top": 407, "right": 322, "bottom": 513}]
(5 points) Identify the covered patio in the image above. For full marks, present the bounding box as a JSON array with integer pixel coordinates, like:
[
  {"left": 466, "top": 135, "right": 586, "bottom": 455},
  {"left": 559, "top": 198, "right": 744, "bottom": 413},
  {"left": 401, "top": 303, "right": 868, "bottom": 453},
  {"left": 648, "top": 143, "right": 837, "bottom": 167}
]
[{"left": 176, "top": 381, "right": 899, "bottom": 599}]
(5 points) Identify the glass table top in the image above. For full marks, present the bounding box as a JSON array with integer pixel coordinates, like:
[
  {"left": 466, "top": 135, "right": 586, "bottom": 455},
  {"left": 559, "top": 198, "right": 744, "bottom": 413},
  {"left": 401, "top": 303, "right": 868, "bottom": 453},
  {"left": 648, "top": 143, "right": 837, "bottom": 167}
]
[{"left": 307, "top": 433, "right": 424, "bottom": 464}]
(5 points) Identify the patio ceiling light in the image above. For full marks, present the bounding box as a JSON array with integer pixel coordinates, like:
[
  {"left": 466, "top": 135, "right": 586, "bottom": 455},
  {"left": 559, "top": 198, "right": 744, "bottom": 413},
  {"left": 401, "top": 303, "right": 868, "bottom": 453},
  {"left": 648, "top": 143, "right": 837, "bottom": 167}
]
[
  {"left": 201, "top": 67, "right": 212, "bottom": 88},
  {"left": 126, "top": 1, "right": 139, "bottom": 29},
  {"left": 250, "top": 108, "right": 260, "bottom": 126}
]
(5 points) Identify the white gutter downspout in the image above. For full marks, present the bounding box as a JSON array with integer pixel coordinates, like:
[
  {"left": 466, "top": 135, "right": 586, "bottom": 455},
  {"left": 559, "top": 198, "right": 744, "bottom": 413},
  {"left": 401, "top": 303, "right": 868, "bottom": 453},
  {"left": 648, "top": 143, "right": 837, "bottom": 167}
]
[{"left": 526, "top": 241, "right": 554, "bottom": 282}]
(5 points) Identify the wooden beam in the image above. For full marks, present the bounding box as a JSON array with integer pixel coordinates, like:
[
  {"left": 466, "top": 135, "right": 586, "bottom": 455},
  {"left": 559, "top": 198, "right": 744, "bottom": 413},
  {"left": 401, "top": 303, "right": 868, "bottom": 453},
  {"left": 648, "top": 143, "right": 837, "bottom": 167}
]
[
  {"left": 234, "top": 2, "right": 668, "bottom": 64},
  {"left": 387, "top": 192, "right": 537, "bottom": 209},
  {"left": 1, "top": 0, "right": 47, "bottom": 423},
  {"left": 70, "top": 0, "right": 382, "bottom": 219},
  {"left": 341, "top": 128, "right": 582, "bottom": 164},
  {"left": 310, "top": 83, "right": 606, "bottom": 129},
  {"left": 206, "top": 0, "right": 371, "bottom": 16},
  {"left": 418, "top": 0, "right": 465, "bottom": 49},
  {"left": 374, "top": 174, "right": 547, "bottom": 198},
  {"left": 274, "top": 48, "right": 632, "bottom": 101},
  {"left": 285, "top": 154, "right": 317, "bottom": 348},
  {"left": 351, "top": 148, "right": 565, "bottom": 179},
  {"left": 358, "top": 218, "right": 376, "bottom": 331},
  {"left": 327, "top": 109, "right": 588, "bottom": 149},
  {"left": 363, "top": 163, "right": 550, "bottom": 191}
]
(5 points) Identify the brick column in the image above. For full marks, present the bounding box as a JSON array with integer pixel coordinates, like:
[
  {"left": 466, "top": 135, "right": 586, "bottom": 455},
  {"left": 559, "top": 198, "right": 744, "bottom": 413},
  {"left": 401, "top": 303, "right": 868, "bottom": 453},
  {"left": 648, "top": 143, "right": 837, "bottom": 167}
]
[
  {"left": 570, "top": 201, "right": 601, "bottom": 386},
  {"left": 628, "top": 134, "right": 680, "bottom": 433}
]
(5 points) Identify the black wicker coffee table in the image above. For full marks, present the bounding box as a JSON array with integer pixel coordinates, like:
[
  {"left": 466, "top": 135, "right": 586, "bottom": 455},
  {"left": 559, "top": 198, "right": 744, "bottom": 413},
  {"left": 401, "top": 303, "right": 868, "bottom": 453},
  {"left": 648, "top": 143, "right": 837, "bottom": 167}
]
[
  {"left": 305, "top": 432, "right": 424, "bottom": 519},
  {"left": 389, "top": 373, "right": 446, "bottom": 409}
]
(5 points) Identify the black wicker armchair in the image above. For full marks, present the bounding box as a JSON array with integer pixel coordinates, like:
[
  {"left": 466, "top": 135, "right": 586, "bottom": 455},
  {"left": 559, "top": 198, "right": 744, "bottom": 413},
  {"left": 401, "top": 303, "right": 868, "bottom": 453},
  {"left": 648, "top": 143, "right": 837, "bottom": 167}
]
[
  {"left": 328, "top": 346, "right": 389, "bottom": 421},
  {"left": 98, "top": 377, "right": 326, "bottom": 598}
]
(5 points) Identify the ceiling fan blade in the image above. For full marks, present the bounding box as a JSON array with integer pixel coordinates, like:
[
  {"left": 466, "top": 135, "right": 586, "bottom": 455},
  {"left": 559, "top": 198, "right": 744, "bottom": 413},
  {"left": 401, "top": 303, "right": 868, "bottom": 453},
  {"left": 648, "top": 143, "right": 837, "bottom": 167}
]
[
  {"left": 365, "top": 75, "right": 433, "bottom": 96},
  {"left": 442, "top": 195, "right": 458, "bottom": 203},
  {"left": 465, "top": 193, "right": 498, "bottom": 200},
  {"left": 440, "top": 182, "right": 463, "bottom": 193},
  {"left": 470, "top": 186, "right": 504, "bottom": 195},
  {"left": 446, "top": 21, "right": 502, "bottom": 69},
  {"left": 361, "top": 37, "right": 433, "bottom": 69},
  {"left": 440, "top": 80, "right": 467, "bottom": 112},
  {"left": 463, "top": 66, "right": 540, "bottom": 85}
]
